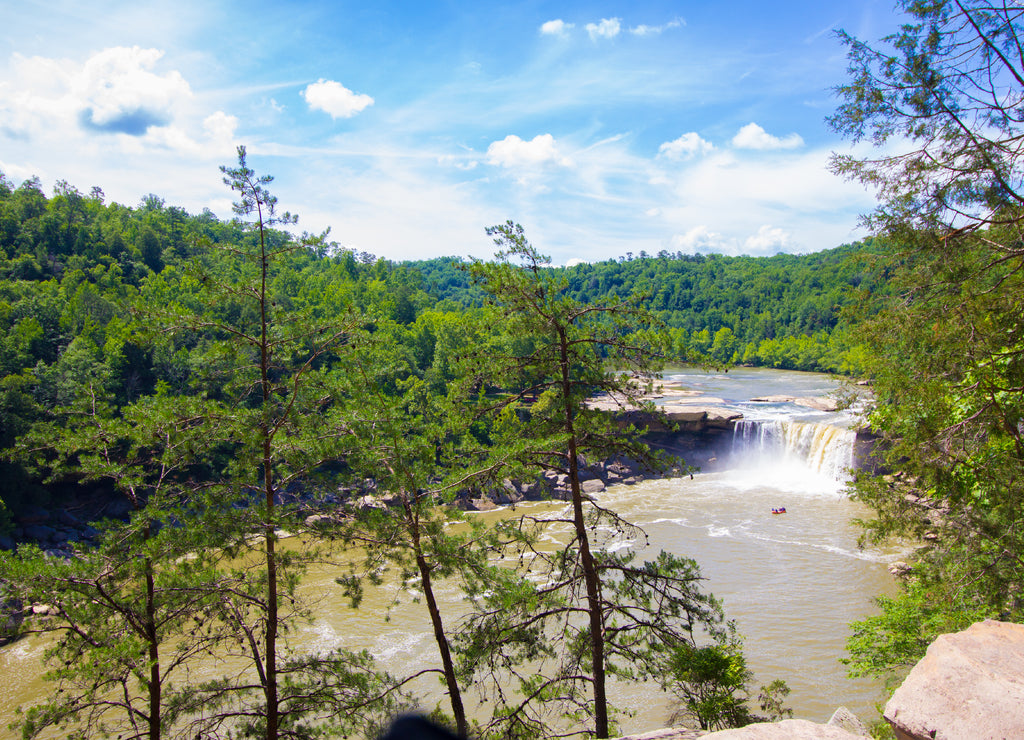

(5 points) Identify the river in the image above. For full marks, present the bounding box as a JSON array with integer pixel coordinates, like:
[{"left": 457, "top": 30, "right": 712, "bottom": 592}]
[{"left": 0, "top": 368, "right": 899, "bottom": 735}]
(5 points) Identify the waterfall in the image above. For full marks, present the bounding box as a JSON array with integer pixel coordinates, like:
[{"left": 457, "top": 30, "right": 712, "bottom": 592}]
[{"left": 732, "top": 420, "right": 856, "bottom": 482}]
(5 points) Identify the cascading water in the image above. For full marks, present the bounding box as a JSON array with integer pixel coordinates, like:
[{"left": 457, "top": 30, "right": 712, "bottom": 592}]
[
  {"left": 728, "top": 419, "right": 857, "bottom": 495},
  {"left": 732, "top": 420, "right": 856, "bottom": 479}
]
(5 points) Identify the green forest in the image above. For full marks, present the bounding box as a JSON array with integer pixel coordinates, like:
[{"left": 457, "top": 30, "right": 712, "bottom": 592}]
[
  {"left": 0, "top": 169, "right": 882, "bottom": 525},
  {"left": 1, "top": 1, "right": 1024, "bottom": 739}
]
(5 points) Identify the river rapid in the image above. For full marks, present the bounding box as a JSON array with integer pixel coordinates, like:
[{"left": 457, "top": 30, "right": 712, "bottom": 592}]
[{"left": 0, "top": 368, "right": 899, "bottom": 735}]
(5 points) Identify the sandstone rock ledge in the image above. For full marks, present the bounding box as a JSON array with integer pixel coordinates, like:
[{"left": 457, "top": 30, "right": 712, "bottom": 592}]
[
  {"left": 613, "top": 718, "right": 869, "bottom": 740},
  {"left": 749, "top": 395, "right": 841, "bottom": 412},
  {"left": 884, "top": 619, "right": 1024, "bottom": 740}
]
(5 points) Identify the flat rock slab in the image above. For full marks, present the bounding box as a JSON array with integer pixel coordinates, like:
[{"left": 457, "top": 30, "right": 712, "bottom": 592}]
[
  {"left": 702, "top": 719, "right": 869, "bottom": 739},
  {"left": 663, "top": 405, "right": 744, "bottom": 428},
  {"left": 884, "top": 619, "right": 1024, "bottom": 740},
  {"left": 614, "top": 728, "right": 704, "bottom": 740},
  {"left": 750, "top": 395, "right": 840, "bottom": 412}
]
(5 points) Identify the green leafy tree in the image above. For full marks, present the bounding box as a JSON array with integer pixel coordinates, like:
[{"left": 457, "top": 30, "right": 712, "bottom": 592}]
[
  {"left": 829, "top": 0, "right": 1024, "bottom": 679},
  {"left": 170, "top": 147, "right": 398, "bottom": 740},
  {"left": 664, "top": 631, "right": 753, "bottom": 731}
]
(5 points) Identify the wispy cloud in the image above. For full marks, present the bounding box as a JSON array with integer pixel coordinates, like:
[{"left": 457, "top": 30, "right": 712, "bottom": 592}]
[
  {"left": 658, "top": 132, "right": 714, "bottom": 160},
  {"left": 630, "top": 18, "right": 685, "bottom": 36},
  {"left": 0, "top": 0, "right": 895, "bottom": 263},
  {"left": 586, "top": 18, "right": 622, "bottom": 41},
  {"left": 539, "top": 19, "right": 574, "bottom": 37}
]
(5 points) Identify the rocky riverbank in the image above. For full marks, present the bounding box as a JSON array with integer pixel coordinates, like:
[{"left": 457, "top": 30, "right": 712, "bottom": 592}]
[{"left": 0, "top": 384, "right": 864, "bottom": 553}]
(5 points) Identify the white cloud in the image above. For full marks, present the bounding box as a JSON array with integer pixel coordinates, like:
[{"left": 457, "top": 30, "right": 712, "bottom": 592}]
[
  {"left": 658, "top": 132, "right": 714, "bottom": 160},
  {"left": 0, "top": 47, "right": 193, "bottom": 138},
  {"left": 437, "top": 153, "right": 478, "bottom": 171},
  {"left": 0, "top": 44, "right": 243, "bottom": 217},
  {"left": 667, "top": 224, "right": 794, "bottom": 256},
  {"left": 669, "top": 225, "right": 729, "bottom": 253},
  {"left": 202, "top": 111, "right": 238, "bottom": 143},
  {"left": 540, "top": 19, "right": 574, "bottom": 36},
  {"left": 77, "top": 47, "right": 191, "bottom": 133},
  {"left": 630, "top": 18, "right": 684, "bottom": 36},
  {"left": 586, "top": 18, "right": 622, "bottom": 40},
  {"left": 731, "top": 122, "right": 804, "bottom": 150},
  {"left": 0, "top": 158, "right": 36, "bottom": 184},
  {"left": 302, "top": 79, "right": 374, "bottom": 119},
  {"left": 743, "top": 225, "right": 793, "bottom": 254},
  {"left": 486, "top": 134, "right": 573, "bottom": 169},
  {"left": 651, "top": 143, "right": 876, "bottom": 256}
]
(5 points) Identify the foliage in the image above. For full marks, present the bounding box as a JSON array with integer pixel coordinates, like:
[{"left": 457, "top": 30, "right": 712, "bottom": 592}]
[
  {"left": 664, "top": 629, "right": 792, "bottom": 732},
  {"left": 664, "top": 628, "right": 754, "bottom": 731},
  {"left": 0, "top": 385, "right": 233, "bottom": 740},
  {"left": 0, "top": 161, "right": 890, "bottom": 524},
  {"left": 0, "top": 150, "right": 884, "bottom": 736},
  {"left": 830, "top": 0, "right": 1024, "bottom": 682},
  {"left": 328, "top": 328, "right": 506, "bottom": 738},
  {"left": 0, "top": 151, "right": 406, "bottom": 740},
  {"left": 421, "top": 244, "right": 885, "bottom": 373},
  {"left": 163, "top": 148, "right": 402, "bottom": 740},
  {"left": 756, "top": 679, "right": 793, "bottom": 723}
]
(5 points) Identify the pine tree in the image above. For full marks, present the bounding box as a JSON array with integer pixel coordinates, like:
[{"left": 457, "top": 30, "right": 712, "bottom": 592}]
[{"left": 458, "top": 223, "right": 729, "bottom": 739}]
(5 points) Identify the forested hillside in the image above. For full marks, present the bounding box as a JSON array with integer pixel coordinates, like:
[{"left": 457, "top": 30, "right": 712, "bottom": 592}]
[
  {"left": 415, "top": 245, "right": 884, "bottom": 371},
  {"left": 0, "top": 169, "right": 881, "bottom": 526}
]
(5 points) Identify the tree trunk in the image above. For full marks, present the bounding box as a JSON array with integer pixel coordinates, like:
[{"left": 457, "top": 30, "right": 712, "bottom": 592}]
[
  {"left": 259, "top": 203, "right": 279, "bottom": 740},
  {"left": 145, "top": 556, "right": 161, "bottom": 740},
  {"left": 558, "top": 327, "right": 609, "bottom": 738},
  {"left": 408, "top": 500, "right": 468, "bottom": 737}
]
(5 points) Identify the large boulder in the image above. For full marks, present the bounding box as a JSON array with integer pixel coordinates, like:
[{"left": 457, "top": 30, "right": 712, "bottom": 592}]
[
  {"left": 613, "top": 716, "right": 870, "bottom": 740},
  {"left": 884, "top": 619, "right": 1024, "bottom": 740}
]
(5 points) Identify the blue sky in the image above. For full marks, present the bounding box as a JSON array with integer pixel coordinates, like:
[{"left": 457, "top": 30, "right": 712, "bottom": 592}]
[{"left": 1, "top": 0, "right": 902, "bottom": 264}]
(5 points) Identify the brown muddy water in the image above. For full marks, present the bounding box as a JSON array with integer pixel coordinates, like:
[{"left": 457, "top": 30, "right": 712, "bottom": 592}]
[{"left": 0, "top": 369, "right": 901, "bottom": 735}]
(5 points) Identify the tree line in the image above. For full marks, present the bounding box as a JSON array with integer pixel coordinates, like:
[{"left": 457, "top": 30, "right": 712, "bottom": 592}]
[{"left": 410, "top": 243, "right": 886, "bottom": 373}]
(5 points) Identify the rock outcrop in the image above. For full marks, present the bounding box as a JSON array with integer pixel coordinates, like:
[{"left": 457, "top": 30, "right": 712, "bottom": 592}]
[
  {"left": 701, "top": 719, "right": 869, "bottom": 739},
  {"left": 827, "top": 707, "right": 870, "bottom": 737},
  {"left": 749, "top": 395, "right": 841, "bottom": 412},
  {"left": 611, "top": 710, "right": 871, "bottom": 740},
  {"left": 661, "top": 405, "right": 744, "bottom": 432},
  {"left": 884, "top": 619, "right": 1024, "bottom": 740}
]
